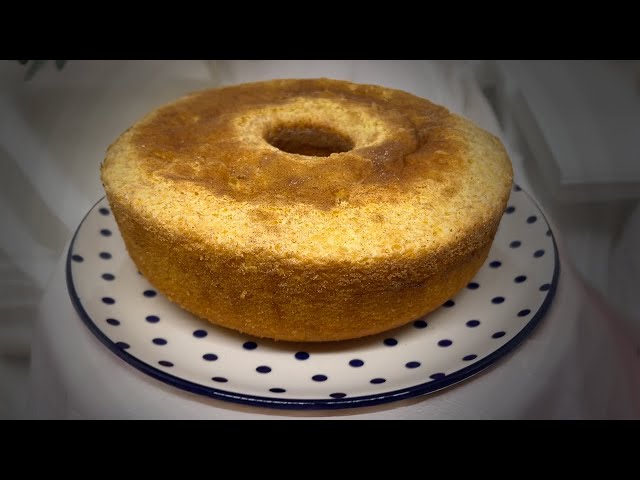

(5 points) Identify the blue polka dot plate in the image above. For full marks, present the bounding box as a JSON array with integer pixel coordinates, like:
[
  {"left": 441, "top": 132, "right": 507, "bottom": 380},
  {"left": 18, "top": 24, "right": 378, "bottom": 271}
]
[{"left": 67, "top": 185, "right": 558, "bottom": 410}]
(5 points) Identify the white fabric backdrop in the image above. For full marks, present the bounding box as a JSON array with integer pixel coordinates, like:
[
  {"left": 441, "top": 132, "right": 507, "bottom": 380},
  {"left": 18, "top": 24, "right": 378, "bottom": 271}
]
[{"left": 1, "top": 60, "right": 638, "bottom": 418}]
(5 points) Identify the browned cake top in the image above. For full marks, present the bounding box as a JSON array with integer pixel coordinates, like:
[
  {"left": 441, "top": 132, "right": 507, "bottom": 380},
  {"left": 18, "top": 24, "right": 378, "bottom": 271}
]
[{"left": 128, "top": 78, "right": 468, "bottom": 209}]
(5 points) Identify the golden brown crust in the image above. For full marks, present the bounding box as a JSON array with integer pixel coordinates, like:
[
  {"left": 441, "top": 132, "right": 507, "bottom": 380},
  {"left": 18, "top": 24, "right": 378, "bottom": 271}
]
[
  {"left": 101, "top": 78, "right": 513, "bottom": 341},
  {"left": 127, "top": 78, "right": 458, "bottom": 210}
]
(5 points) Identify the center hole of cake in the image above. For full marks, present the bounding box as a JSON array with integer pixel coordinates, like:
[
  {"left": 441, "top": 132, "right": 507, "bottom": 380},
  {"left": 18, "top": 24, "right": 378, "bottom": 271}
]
[{"left": 266, "top": 125, "right": 354, "bottom": 157}]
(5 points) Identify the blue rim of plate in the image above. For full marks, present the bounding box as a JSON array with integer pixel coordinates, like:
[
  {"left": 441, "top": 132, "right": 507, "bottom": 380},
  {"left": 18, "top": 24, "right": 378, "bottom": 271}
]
[{"left": 67, "top": 185, "right": 559, "bottom": 411}]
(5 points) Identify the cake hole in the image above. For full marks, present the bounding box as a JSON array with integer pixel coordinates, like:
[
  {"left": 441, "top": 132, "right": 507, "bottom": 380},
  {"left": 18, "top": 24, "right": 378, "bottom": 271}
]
[{"left": 265, "top": 124, "right": 354, "bottom": 157}]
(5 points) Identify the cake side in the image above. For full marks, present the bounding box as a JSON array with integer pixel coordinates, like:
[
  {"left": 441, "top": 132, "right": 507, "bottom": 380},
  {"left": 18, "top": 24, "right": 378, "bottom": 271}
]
[{"left": 105, "top": 187, "right": 497, "bottom": 341}]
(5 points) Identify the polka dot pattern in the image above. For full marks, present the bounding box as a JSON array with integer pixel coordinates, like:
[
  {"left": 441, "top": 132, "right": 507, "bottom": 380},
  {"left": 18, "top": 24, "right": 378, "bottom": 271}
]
[{"left": 67, "top": 190, "right": 557, "bottom": 409}]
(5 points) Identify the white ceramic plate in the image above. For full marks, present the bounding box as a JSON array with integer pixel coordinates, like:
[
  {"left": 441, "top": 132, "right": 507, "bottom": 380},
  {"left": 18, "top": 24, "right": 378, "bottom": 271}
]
[{"left": 67, "top": 184, "right": 558, "bottom": 410}]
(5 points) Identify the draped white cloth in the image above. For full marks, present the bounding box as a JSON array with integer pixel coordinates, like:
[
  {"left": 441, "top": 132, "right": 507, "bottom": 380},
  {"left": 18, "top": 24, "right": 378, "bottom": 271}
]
[{"left": 2, "top": 60, "right": 638, "bottom": 419}]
